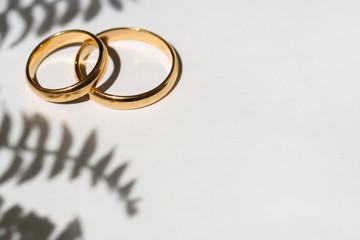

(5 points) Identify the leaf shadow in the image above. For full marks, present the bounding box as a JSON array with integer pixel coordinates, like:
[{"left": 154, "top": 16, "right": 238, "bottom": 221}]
[
  {"left": 0, "top": 195, "right": 83, "bottom": 240},
  {"left": 0, "top": 111, "right": 140, "bottom": 217},
  {"left": 0, "top": 0, "right": 127, "bottom": 48}
]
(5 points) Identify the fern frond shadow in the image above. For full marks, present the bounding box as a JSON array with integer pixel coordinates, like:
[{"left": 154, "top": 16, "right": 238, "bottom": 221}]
[
  {"left": 0, "top": 195, "right": 83, "bottom": 240},
  {"left": 0, "top": 0, "right": 126, "bottom": 48},
  {"left": 0, "top": 111, "right": 140, "bottom": 217}
]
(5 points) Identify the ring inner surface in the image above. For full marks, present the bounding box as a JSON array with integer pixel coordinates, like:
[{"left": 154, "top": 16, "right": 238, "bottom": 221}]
[
  {"left": 28, "top": 32, "right": 99, "bottom": 88},
  {"left": 99, "top": 29, "right": 173, "bottom": 59},
  {"left": 76, "top": 29, "right": 174, "bottom": 94}
]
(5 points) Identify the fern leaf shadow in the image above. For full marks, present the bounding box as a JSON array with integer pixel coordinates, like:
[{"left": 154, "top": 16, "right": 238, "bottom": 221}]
[
  {"left": 50, "top": 124, "right": 72, "bottom": 178},
  {"left": 0, "top": 195, "right": 83, "bottom": 240},
  {"left": 0, "top": 111, "right": 140, "bottom": 217},
  {"left": 0, "top": 0, "right": 126, "bottom": 48},
  {"left": 17, "top": 114, "right": 49, "bottom": 184},
  {"left": 85, "top": 0, "right": 101, "bottom": 21}
]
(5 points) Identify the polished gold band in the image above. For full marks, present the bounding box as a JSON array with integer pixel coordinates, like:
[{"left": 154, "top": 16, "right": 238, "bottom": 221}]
[
  {"left": 75, "top": 28, "right": 180, "bottom": 109},
  {"left": 25, "top": 30, "right": 108, "bottom": 102}
]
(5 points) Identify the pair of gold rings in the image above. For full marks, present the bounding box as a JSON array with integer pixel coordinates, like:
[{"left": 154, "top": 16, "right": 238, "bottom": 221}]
[{"left": 25, "top": 28, "right": 180, "bottom": 109}]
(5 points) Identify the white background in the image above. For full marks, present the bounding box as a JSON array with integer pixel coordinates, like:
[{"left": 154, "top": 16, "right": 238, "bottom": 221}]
[{"left": 0, "top": 0, "right": 360, "bottom": 239}]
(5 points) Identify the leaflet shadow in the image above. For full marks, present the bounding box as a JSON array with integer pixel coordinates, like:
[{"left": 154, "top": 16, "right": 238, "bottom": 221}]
[
  {"left": 0, "top": 196, "right": 83, "bottom": 240},
  {"left": 0, "top": 111, "right": 140, "bottom": 218},
  {"left": 0, "top": 0, "right": 125, "bottom": 47}
]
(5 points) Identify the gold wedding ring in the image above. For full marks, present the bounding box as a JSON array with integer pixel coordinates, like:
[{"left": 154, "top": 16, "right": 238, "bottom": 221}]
[
  {"left": 25, "top": 28, "right": 180, "bottom": 109},
  {"left": 75, "top": 28, "right": 180, "bottom": 109},
  {"left": 26, "top": 30, "right": 108, "bottom": 102}
]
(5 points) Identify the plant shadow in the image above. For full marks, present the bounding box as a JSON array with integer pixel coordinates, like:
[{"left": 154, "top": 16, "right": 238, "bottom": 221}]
[
  {"left": 0, "top": 110, "right": 140, "bottom": 240},
  {"left": 0, "top": 196, "right": 83, "bottom": 240},
  {"left": 0, "top": 0, "right": 125, "bottom": 47}
]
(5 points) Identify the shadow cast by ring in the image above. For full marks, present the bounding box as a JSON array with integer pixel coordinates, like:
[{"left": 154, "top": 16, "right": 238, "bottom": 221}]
[{"left": 59, "top": 45, "right": 121, "bottom": 104}]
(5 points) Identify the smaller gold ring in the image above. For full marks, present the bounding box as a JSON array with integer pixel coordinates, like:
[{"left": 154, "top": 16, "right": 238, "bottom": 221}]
[
  {"left": 26, "top": 30, "right": 108, "bottom": 103},
  {"left": 75, "top": 27, "right": 180, "bottom": 109}
]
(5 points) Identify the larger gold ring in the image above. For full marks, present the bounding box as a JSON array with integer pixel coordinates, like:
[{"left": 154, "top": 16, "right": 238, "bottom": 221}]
[
  {"left": 26, "top": 30, "right": 108, "bottom": 102},
  {"left": 75, "top": 28, "right": 180, "bottom": 109}
]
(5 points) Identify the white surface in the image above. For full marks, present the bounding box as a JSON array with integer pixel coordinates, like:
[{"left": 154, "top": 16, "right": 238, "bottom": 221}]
[{"left": 1, "top": 0, "right": 360, "bottom": 239}]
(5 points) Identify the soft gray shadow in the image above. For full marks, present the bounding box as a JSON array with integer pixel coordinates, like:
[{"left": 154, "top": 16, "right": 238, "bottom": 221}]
[
  {"left": 60, "top": 45, "right": 121, "bottom": 104},
  {"left": 0, "top": 111, "right": 140, "bottom": 217},
  {"left": 0, "top": 0, "right": 126, "bottom": 47},
  {"left": 0, "top": 196, "right": 83, "bottom": 240},
  {"left": 97, "top": 45, "right": 121, "bottom": 92}
]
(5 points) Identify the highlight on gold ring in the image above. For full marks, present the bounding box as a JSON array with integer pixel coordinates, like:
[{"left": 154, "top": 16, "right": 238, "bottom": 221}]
[
  {"left": 75, "top": 27, "right": 180, "bottom": 110},
  {"left": 25, "top": 29, "right": 108, "bottom": 103},
  {"left": 25, "top": 27, "right": 181, "bottom": 109}
]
